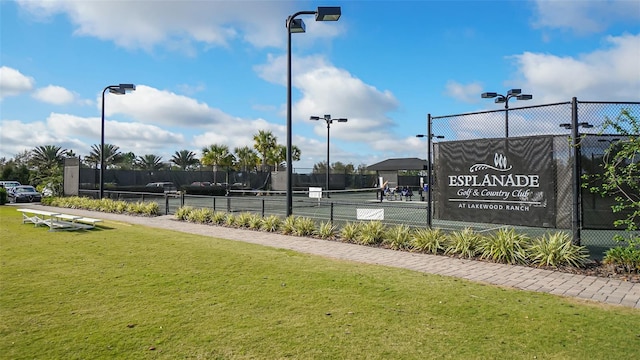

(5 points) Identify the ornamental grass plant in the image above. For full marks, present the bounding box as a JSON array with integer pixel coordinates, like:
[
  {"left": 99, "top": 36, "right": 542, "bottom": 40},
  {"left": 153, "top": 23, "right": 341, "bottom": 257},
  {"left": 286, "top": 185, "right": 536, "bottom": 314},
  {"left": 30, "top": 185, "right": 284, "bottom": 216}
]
[
  {"left": 479, "top": 227, "right": 530, "bottom": 265},
  {"left": 339, "top": 221, "right": 362, "bottom": 243},
  {"left": 317, "top": 221, "right": 338, "bottom": 240},
  {"left": 292, "top": 216, "right": 316, "bottom": 237},
  {"left": 261, "top": 214, "right": 282, "bottom": 232},
  {"left": 411, "top": 228, "right": 446, "bottom": 254},
  {"left": 528, "top": 232, "right": 589, "bottom": 267},
  {"left": 185, "top": 207, "right": 214, "bottom": 224},
  {"left": 383, "top": 224, "right": 413, "bottom": 250},
  {"left": 357, "top": 220, "right": 386, "bottom": 245},
  {"left": 445, "top": 227, "right": 482, "bottom": 259}
]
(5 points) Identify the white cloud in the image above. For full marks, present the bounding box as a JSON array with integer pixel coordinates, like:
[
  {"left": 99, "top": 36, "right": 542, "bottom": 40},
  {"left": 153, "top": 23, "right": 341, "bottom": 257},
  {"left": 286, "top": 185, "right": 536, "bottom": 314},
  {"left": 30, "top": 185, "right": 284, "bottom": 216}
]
[
  {"left": 444, "top": 81, "right": 484, "bottom": 103},
  {"left": 32, "top": 85, "right": 76, "bottom": 105},
  {"left": 0, "top": 118, "right": 86, "bottom": 158},
  {"left": 101, "top": 85, "right": 234, "bottom": 127},
  {"left": 514, "top": 33, "right": 640, "bottom": 102},
  {"left": 256, "top": 54, "right": 400, "bottom": 148},
  {"left": 15, "top": 1, "right": 336, "bottom": 52},
  {"left": 0, "top": 66, "right": 35, "bottom": 99},
  {"left": 532, "top": 0, "right": 640, "bottom": 34}
]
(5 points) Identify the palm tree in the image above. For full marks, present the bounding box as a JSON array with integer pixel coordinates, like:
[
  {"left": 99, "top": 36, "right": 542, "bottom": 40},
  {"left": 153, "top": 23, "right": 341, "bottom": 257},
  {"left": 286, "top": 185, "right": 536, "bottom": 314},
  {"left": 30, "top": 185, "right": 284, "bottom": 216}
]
[
  {"left": 29, "top": 145, "right": 67, "bottom": 189},
  {"left": 313, "top": 161, "right": 328, "bottom": 174},
  {"left": 332, "top": 161, "right": 355, "bottom": 174},
  {"left": 30, "top": 145, "right": 66, "bottom": 172},
  {"left": 117, "top": 152, "right": 137, "bottom": 170},
  {"left": 253, "top": 130, "right": 277, "bottom": 172},
  {"left": 171, "top": 150, "right": 199, "bottom": 170},
  {"left": 269, "top": 144, "right": 301, "bottom": 171},
  {"left": 136, "top": 154, "right": 165, "bottom": 171},
  {"left": 234, "top": 146, "right": 259, "bottom": 172},
  {"left": 64, "top": 149, "right": 77, "bottom": 158},
  {"left": 201, "top": 144, "right": 235, "bottom": 184},
  {"left": 87, "top": 143, "right": 122, "bottom": 169}
]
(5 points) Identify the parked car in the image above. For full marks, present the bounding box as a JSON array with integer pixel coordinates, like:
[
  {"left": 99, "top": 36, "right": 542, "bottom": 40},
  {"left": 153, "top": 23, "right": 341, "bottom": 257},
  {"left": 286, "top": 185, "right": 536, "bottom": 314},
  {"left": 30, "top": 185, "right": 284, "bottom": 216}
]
[
  {"left": 191, "top": 181, "right": 212, "bottom": 187},
  {"left": 145, "top": 182, "right": 178, "bottom": 194},
  {"left": 8, "top": 185, "right": 42, "bottom": 203},
  {"left": 0, "top": 180, "right": 21, "bottom": 189}
]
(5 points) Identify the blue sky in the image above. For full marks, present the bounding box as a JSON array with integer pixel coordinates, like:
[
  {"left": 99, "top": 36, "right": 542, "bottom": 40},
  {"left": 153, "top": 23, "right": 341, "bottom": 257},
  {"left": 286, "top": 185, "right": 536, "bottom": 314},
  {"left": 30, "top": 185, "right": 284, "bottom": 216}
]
[{"left": 1, "top": 0, "right": 639, "bottom": 170}]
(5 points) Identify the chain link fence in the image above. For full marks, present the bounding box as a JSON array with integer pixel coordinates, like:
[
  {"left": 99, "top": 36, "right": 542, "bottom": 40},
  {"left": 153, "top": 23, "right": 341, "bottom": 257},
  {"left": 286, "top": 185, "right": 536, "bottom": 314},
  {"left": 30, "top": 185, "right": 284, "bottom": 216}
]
[
  {"left": 431, "top": 99, "right": 639, "bottom": 254},
  {"left": 69, "top": 99, "right": 638, "bottom": 257}
]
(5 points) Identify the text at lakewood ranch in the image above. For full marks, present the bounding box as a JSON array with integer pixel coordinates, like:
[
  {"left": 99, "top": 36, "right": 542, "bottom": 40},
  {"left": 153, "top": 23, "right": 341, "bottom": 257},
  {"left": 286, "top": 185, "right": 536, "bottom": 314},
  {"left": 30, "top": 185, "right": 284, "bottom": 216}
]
[{"left": 435, "top": 136, "right": 557, "bottom": 227}]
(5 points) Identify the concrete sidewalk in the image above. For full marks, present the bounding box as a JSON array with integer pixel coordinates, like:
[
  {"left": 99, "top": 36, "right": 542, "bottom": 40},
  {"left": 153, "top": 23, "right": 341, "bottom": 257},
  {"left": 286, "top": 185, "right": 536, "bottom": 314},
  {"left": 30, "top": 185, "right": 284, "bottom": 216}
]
[{"left": 26, "top": 205, "right": 640, "bottom": 309}]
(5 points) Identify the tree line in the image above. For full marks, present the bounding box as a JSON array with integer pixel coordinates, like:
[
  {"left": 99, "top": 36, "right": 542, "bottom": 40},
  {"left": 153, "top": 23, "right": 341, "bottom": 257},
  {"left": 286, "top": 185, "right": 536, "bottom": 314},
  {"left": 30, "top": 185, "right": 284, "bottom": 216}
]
[{"left": 0, "top": 130, "right": 368, "bottom": 193}]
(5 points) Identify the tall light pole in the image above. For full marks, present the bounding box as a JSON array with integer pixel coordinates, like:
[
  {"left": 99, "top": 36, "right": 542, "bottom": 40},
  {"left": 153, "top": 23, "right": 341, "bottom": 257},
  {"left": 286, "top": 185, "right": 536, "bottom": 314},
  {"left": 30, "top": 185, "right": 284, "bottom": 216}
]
[
  {"left": 310, "top": 114, "right": 347, "bottom": 197},
  {"left": 100, "top": 83, "right": 136, "bottom": 199},
  {"left": 416, "top": 114, "right": 444, "bottom": 228},
  {"left": 286, "top": 6, "right": 341, "bottom": 216},
  {"left": 481, "top": 89, "right": 532, "bottom": 138}
]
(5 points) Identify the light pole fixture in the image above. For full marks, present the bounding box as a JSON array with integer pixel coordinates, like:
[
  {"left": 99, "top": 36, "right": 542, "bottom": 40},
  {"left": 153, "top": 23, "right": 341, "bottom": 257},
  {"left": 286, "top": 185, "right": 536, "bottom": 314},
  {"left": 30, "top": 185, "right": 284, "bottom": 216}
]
[
  {"left": 310, "top": 114, "right": 347, "bottom": 198},
  {"left": 481, "top": 89, "right": 532, "bottom": 138},
  {"left": 416, "top": 114, "right": 444, "bottom": 228},
  {"left": 100, "top": 83, "right": 135, "bottom": 199},
  {"left": 286, "top": 6, "right": 341, "bottom": 216},
  {"left": 560, "top": 122, "right": 593, "bottom": 130}
]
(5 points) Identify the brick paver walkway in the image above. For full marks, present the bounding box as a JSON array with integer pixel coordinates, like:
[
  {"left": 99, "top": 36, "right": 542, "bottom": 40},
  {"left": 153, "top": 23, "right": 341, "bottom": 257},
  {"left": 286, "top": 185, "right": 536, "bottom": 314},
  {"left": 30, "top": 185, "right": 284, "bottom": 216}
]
[{"left": 27, "top": 205, "right": 640, "bottom": 309}]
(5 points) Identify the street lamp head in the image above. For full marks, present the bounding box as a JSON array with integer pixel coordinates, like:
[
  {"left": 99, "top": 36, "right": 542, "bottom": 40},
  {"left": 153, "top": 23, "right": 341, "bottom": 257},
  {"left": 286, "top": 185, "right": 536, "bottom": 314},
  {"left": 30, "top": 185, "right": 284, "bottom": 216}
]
[
  {"left": 495, "top": 96, "right": 506, "bottom": 104},
  {"left": 517, "top": 94, "right": 533, "bottom": 101},
  {"left": 579, "top": 122, "right": 594, "bottom": 128},
  {"left": 336, "top": 118, "right": 348, "bottom": 123},
  {"left": 310, "top": 116, "right": 320, "bottom": 121},
  {"left": 109, "top": 83, "right": 136, "bottom": 95},
  {"left": 507, "top": 89, "right": 521, "bottom": 96},
  {"left": 289, "top": 18, "right": 306, "bottom": 33},
  {"left": 559, "top": 123, "right": 572, "bottom": 129},
  {"left": 481, "top": 92, "right": 498, "bottom": 99},
  {"left": 119, "top": 83, "right": 136, "bottom": 91},
  {"left": 316, "top": 7, "right": 341, "bottom": 21},
  {"left": 416, "top": 134, "right": 442, "bottom": 139}
]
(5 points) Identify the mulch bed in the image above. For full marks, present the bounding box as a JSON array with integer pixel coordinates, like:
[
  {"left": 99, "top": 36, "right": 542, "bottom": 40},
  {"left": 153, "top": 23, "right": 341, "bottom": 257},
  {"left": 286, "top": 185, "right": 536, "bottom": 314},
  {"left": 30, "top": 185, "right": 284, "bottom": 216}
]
[{"left": 548, "top": 260, "right": 640, "bottom": 283}]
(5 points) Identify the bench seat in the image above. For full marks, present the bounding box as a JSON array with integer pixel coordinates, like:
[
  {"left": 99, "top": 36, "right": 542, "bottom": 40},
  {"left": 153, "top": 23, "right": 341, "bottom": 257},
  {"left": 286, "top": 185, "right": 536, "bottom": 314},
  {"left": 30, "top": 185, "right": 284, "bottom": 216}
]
[
  {"left": 55, "top": 214, "right": 103, "bottom": 228},
  {"left": 42, "top": 219, "right": 94, "bottom": 231},
  {"left": 16, "top": 208, "right": 102, "bottom": 231}
]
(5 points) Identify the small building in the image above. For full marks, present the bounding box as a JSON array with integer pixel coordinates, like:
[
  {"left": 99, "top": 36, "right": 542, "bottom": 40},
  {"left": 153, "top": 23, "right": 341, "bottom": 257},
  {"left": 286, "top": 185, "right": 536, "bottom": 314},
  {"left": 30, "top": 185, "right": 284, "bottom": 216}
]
[{"left": 367, "top": 157, "right": 427, "bottom": 188}]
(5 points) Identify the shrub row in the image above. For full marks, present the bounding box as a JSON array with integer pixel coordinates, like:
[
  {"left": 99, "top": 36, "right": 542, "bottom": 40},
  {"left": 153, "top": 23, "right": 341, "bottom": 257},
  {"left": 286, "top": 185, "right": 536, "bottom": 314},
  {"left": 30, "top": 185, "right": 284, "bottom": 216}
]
[
  {"left": 36, "top": 199, "right": 639, "bottom": 273},
  {"left": 42, "top": 196, "right": 159, "bottom": 216},
  {"left": 175, "top": 206, "right": 592, "bottom": 269}
]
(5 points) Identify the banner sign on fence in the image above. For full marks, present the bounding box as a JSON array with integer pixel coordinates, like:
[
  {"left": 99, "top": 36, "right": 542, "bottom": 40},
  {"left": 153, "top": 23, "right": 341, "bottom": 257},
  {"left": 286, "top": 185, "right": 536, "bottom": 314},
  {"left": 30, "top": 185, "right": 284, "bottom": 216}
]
[
  {"left": 357, "top": 208, "right": 384, "bottom": 220},
  {"left": 436, "top": 136, "right": 555, "bottom": 227},
  {"left": 308, "top": 187, "right": 323, "bottom": 199}
]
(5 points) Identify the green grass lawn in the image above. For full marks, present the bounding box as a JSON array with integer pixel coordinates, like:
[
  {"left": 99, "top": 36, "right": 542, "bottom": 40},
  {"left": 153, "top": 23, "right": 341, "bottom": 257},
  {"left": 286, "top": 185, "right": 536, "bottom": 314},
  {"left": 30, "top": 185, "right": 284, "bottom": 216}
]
[{"left": 1, "top": 206, "right": 638, "bottom": 359}]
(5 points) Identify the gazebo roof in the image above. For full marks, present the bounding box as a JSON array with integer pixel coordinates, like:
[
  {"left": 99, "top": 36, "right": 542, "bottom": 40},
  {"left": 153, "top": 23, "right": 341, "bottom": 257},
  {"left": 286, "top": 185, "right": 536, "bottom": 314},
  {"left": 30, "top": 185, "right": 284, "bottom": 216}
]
[{"left": 367, "top": 157, "right": 427, "bottom": 171}]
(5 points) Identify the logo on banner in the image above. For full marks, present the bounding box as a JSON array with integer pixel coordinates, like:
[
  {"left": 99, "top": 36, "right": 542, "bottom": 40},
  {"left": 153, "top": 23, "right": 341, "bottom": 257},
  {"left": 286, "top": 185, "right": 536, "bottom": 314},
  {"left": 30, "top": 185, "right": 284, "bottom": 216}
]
[{"left": 469, "top": 153, "right": 512, "bottom": 172}]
